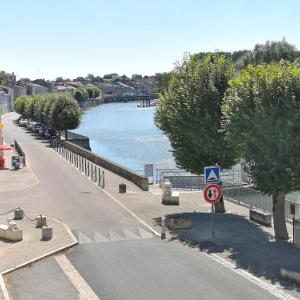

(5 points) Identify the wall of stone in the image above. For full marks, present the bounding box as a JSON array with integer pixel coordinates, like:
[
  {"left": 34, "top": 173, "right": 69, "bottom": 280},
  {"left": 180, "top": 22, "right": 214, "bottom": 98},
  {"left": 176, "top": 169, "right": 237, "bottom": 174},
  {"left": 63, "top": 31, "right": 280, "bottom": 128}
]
[{"left": 63, "top": 141, "right": 149, "bottom": 191}]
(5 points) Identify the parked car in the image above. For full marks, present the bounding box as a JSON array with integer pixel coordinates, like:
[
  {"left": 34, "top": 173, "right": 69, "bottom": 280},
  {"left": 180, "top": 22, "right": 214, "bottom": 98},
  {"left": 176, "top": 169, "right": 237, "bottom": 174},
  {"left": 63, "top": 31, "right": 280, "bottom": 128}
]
[
  {"left": 44, "top": 129, "right": 58, "bottom": 139},
  {"left": 38, "top": 126, "right": 47, "bottom": 137},
  {"left": 26, "top": 121, "right": 36, "bottom": 131},
  {"left": 18, "top": 118, "right": 28, "bottom": 127},
  {"left": 32, "top": 123, "right": 43, "bottom": 133}
]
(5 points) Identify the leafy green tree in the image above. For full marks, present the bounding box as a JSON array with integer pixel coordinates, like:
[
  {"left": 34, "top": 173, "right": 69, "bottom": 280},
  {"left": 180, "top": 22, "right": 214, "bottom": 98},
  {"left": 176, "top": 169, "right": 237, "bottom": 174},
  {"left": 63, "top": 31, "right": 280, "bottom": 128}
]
[
  {"left": 74, "top": 89, "right": 85, "bottom": 102},
  {"left": 155, "top": 54, "right": 235, "bottom": 211},
  {"left": 237, "top": 39, "right": 298, "bottom": 69},
  {"left": 155, "top": 72, "right": 173, "bottom": 92},
  {"left": 86, "top": 87, "right": 94, "bottom": 99},
  {"left": 86, "top": 87, "right": 100, "bottom": 99},
  {"left": 24, "top": 96, "right": 36, "bottom": 120},
  {"left": 14, "top": 96, "right": 27, "bottom": 115},
  {"left": 49, "top": 94, "right": 81, "bottom": 140},
  {"left": 73, "top": 77, "right": 85, "bottom": 83},
  {"left": 42, "top": 95, "right": 59, "bottom": 127},
  {"left": 222, "top": 62, "right": 300, "bottom": 240}
]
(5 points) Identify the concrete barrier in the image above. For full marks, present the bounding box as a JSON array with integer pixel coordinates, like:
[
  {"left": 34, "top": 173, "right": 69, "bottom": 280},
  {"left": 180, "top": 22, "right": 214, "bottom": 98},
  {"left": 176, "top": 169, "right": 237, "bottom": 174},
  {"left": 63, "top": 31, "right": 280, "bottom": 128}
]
[
  {"left": 63, "top": 141, "right": 149, "bottom": 191},
  {"left": 249, "top": 208, "right": 272, "bottom": 227},
  {"left": 0, "top": 224, "right": 23, "bottom": 242}
]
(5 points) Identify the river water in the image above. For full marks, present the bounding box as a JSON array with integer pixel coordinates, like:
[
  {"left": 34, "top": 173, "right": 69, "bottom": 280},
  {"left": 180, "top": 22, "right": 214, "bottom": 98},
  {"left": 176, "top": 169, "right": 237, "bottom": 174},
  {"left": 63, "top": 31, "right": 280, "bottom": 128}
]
[{"left": 74, "top": 102, "right": 176, "bottom": 171}]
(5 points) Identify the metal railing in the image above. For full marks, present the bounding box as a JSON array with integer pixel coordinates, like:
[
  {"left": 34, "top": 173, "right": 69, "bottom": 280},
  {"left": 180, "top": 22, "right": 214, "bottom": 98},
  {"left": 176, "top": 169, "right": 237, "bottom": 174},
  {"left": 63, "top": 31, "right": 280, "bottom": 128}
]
[
  {"left": 51, "top": 140, "right": 105, "bottom": 189},
  {"left": 14, "top": 139, "right": 26, "bottom": 166}
]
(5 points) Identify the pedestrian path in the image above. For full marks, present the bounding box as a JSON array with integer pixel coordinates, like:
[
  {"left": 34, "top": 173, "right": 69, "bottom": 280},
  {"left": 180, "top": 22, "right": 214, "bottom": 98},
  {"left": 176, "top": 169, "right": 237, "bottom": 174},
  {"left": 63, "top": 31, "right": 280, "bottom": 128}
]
[{"left": 73, "top": 224, "right": 154, "bottom": 244}]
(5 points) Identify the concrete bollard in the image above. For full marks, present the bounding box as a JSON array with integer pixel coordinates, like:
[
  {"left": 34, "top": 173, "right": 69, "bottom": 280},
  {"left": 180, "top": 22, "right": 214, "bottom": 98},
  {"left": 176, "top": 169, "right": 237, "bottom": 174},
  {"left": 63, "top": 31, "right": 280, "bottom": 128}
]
[
  {"left": 161, "top": 216, "right": 166, "bottom": 240},
  {"left": 36, "top": 215, "right": 47, "bottom": 228},
  {"left": 41, "top": 226, "right": 53, "bottom": 240},
  {"left": 119, "top": 183, "right": 126, "bottom": 193},
  {"left": 14, "top": 208, "right": 24, "bottom": 220}
]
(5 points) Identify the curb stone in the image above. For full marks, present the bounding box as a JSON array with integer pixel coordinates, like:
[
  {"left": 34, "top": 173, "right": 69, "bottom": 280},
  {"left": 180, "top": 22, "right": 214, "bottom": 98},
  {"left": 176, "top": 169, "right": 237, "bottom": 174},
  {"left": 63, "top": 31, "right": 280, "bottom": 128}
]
[{"left": 0, "top": 216, "right": 78, "bottom": 300}]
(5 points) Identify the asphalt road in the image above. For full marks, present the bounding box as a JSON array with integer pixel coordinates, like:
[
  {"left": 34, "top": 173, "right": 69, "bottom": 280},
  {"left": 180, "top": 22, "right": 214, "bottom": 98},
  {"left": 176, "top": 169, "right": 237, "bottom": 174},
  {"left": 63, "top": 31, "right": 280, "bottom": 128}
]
[{"left": 2, "top": 113, "right": 280, "bottom": 300}]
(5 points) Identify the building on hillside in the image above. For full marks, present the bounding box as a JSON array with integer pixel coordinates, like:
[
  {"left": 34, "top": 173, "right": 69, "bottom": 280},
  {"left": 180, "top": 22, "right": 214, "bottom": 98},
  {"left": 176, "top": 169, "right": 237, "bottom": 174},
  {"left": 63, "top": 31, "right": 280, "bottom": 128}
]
[
  {"left": 0, "top": 90, "right": 12, "bottom": 114},
  {"left": 13, "top": 85, "right": 27, "bottom": 100},
  {"left": 56, "top": 85, "right": 76, "bottom": 95},
  {"left": 26, "top": 83, "right": 49, "bottom": 95},
  {"left": 128, "top": 80, "right": 154, "bottom": 95},
  {"left": 98, "top": 82, "right": 135, "bottom": 95},
  {"left": 65, "top": 81, "right": 86, "bottom": 89}
]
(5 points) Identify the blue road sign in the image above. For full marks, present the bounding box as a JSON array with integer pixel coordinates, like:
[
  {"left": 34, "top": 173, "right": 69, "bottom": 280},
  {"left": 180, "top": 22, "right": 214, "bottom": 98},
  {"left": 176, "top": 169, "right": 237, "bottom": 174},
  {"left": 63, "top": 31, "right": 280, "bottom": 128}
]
[{"left": 204, "top": 166, "right": 220, "bottom": 184}]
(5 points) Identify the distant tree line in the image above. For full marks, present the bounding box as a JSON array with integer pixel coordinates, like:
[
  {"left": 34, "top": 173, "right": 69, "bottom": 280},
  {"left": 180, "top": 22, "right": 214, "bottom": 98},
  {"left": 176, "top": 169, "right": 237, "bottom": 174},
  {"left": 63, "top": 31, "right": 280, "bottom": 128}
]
[
  {"left": 14, "top": 93, "right": 81, "bottom": 140},
  {"left": 73, "top": 87, "right": 100, "bottom": 102},
  {"left": 155, "top": 39, "right": 300, "bottom": 92}
]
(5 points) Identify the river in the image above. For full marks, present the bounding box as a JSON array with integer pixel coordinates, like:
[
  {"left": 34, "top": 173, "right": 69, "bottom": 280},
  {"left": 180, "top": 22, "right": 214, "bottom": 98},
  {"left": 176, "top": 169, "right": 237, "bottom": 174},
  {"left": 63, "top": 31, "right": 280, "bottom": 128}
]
[{"left": 73, "top": 102, "right": 176, "bottom": 171}]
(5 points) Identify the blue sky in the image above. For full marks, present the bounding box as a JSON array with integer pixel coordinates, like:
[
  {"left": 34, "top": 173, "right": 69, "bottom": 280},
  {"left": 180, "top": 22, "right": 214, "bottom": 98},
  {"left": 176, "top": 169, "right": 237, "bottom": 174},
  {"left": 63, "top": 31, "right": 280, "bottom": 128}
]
[{"left": 1, "top": 0, "right": 299, "bottom": 80}]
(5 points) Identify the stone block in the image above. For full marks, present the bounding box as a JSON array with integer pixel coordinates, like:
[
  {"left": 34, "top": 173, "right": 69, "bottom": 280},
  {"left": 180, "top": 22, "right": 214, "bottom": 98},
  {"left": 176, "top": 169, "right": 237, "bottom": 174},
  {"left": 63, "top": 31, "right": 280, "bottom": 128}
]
[
  {"left": 0, "top": 224, "right": 8, "bottom": 239},
  {"left": 162, "top": 191, "right": 179, "bottom": 205},
  {"left": 5, "top": 229, "right": 23, "bottom": 241},
  {"left": 36, "top": 215, "right": 47, "bottom": 228},
  {"left": 249, "top": 208, "right": 272, "bottom": 227},
  {"left": 166, "top": 215, "right": 192, "bottom": 230},
  {"left": 14, "top": 208, "right": 24, "bottom": 220},
  {"left": 41, "top": 227, "right": 53, "bottom": 240}
]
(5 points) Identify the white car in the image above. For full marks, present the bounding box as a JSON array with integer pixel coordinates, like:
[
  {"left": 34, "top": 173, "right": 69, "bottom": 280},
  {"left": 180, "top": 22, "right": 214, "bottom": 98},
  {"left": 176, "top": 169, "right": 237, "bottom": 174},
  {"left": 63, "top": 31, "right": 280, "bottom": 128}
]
[{"left": 18, "top": 118, "right": 28, "bottom": 127}]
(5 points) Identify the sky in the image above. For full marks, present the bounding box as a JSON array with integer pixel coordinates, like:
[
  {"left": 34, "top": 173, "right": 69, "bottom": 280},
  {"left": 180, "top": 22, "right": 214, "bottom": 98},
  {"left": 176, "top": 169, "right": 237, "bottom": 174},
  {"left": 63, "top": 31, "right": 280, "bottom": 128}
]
[{"left": 1, "top": 0, "right": 300, "bottom": 80}]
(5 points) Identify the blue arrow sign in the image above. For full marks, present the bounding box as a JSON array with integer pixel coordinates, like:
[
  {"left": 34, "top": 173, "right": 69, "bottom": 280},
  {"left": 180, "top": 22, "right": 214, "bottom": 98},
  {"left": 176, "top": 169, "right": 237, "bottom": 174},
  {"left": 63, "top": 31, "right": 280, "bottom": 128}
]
[{"left": 204, "top": 166, "right": 220, "bottom": 184}]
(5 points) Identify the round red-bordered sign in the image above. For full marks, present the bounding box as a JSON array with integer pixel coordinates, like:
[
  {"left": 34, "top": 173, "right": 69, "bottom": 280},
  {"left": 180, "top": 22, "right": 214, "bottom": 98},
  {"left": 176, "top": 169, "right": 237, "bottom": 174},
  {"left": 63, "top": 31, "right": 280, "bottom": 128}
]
[{"left": 203, "top": 184, "right": 222, "bottom": 204}]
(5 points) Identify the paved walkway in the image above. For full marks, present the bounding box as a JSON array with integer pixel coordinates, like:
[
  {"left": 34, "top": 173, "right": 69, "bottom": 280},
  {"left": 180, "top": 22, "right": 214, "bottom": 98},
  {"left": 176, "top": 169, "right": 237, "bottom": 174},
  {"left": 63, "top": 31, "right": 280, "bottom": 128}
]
[{"left": 0, "top": 212, "right": 76, "bottom": 273}]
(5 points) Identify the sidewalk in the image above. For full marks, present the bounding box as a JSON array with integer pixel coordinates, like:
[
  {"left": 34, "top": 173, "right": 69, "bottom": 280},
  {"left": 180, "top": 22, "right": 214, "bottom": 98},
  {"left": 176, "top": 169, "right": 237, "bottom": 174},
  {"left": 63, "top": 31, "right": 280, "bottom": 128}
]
[
  {"left": 0, "top": 212, "right": 77, "bottom": 274},
  {"left": 0, "top": 144, "right": 38, "bottom": 193}
]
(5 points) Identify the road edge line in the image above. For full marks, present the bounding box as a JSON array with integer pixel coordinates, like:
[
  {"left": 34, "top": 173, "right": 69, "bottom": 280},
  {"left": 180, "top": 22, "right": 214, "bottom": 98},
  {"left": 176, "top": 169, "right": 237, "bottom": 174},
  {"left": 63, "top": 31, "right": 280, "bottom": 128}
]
[
  {"left": 55, "top": 254, "right": 100, "bottom": 300},
  {"left": 101, "top": 188, "right": 161, "bottom": 237},
  {"left": 0, "top": 275, "right": 10, "bottom": 300},
  {"left": 203, "top": 251, "right": 297, "bottom": 300}
]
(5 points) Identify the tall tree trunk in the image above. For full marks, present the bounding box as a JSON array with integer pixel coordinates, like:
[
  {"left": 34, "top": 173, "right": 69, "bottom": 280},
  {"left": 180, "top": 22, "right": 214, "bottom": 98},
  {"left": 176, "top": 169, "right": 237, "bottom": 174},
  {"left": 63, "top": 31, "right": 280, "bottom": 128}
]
[
  {"left": 273, "top": 192, "right": 288, "bottom": 240},
  {"left": 214, "top": 195, "right": 225, "bottom": 213}
]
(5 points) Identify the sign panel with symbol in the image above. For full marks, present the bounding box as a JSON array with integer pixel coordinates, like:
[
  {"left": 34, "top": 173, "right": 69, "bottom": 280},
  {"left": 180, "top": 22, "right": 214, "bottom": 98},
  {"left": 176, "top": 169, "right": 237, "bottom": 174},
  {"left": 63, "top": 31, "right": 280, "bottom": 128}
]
[
  {"left": 204, "top": 166, "right": 220, "bottom": 184},
  {"left": 203, "top": 183, "right": 222, "bottom": 204}
]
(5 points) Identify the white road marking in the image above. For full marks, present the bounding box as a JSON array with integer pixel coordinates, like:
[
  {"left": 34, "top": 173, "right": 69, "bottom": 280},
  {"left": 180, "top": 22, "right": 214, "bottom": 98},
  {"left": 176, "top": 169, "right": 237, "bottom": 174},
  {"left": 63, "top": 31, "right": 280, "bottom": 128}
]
[
  {"left": 203, "top": 251, "right": 297, "bottom": 300},
  {"left": 123, "top": 228, "right": 140, "bottom": 240},
  {"left": 109, "top": 230, "right": 124, "bottom": 241},
  {"left": 55, "top": 254, "right": 100, "bottom": 300},
  {"left": 101, "top": 188, "right": 160, "bottom": 237},
  {"left": 78, "top": 232, "right": 93, "bottom": 244},
  {"left": 94, "top": 231, "right": 109, "bottom": 242},
  {"left": 0, "top": 275, "right": 10, "bottom": 300}
]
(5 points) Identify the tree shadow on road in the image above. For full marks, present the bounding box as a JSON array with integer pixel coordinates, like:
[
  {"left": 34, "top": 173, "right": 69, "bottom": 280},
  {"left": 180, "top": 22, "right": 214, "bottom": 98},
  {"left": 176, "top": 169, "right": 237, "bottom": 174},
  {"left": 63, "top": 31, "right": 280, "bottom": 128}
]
[{"left": 154, "top": 212, "right": 300, "bottom": 292}]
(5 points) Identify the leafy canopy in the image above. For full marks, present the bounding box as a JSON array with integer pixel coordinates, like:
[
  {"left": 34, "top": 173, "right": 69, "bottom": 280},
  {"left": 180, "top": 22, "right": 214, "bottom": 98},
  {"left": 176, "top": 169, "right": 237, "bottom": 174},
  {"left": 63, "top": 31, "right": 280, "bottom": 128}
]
[
  {"left": 155, "top": 53, "right": 235, "bottom": 174},
  {"left": 222, "top": 62, "right": 300, "bottom": 195}
]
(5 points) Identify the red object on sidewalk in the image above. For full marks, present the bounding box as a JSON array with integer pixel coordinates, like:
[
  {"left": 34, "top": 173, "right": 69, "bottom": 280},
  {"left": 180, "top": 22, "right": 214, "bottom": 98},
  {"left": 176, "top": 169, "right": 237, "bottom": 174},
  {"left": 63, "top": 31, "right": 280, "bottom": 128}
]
[
  {"left": 0, "top": 156, "right": 5, "bottom": 168},
  {"left": 0, "top": 144, "right": 11, "bottom": 151}
]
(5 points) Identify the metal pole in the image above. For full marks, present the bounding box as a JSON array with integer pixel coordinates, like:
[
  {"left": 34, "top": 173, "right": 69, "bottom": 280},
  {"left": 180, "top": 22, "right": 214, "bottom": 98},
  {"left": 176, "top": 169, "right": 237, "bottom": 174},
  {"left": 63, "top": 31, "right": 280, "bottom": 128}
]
[
  {"left": 293, "top": 217, "right": 295, "bottom": 244},
  {"left": 211, "top": 204, "right": 215, "bottom": 239}
]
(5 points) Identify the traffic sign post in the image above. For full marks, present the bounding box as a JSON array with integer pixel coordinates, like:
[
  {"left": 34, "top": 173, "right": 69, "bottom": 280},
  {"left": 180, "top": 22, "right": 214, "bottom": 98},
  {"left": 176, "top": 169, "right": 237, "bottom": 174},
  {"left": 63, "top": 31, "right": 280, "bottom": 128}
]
[
  {"left": 204, "top": 166, "right": 220, "bottom": 184},
  {"left": 203, "top": 183, "right": 222, "bottom": 239}
]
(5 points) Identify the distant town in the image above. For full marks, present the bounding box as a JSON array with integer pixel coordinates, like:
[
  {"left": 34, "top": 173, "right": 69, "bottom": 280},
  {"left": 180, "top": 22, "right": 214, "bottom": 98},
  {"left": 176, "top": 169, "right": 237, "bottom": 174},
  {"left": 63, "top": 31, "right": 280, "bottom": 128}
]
[{"left": 0, "top": 71, "right": 163, "bottom": 114}]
